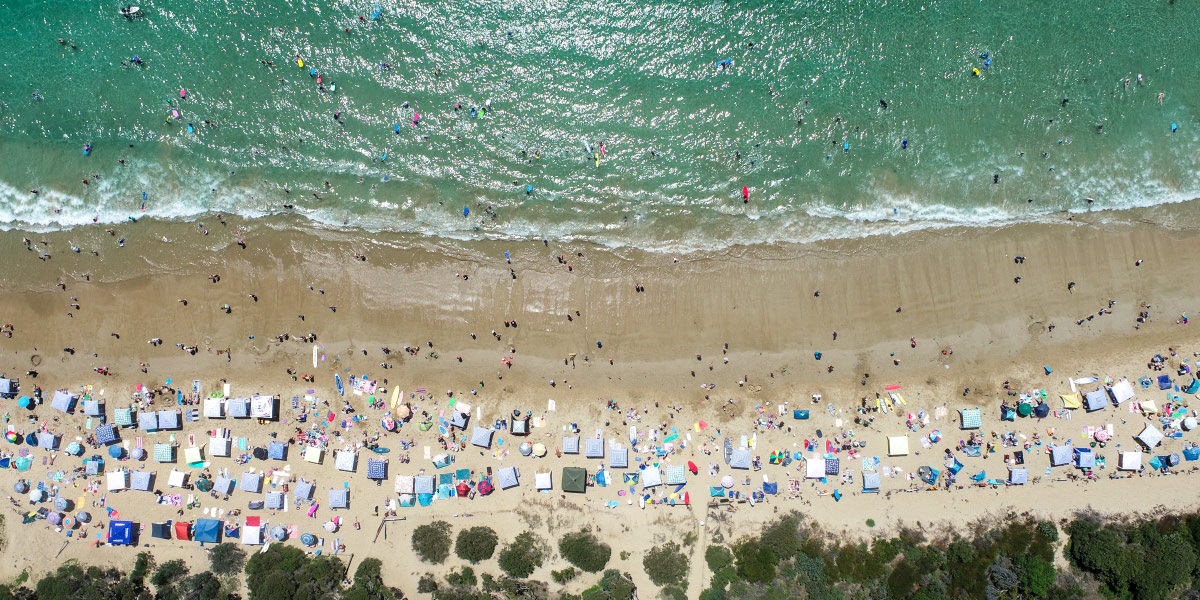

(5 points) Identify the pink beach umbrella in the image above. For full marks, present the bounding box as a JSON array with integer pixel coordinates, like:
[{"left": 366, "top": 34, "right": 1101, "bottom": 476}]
[{"left": 1094, "top": 430, "right": 1110, "bottom": 442}]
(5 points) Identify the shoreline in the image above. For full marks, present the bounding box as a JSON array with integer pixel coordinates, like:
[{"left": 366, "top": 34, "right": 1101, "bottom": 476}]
[{"left": 0, "top": 216, "right": 1197, "bottom": 596}]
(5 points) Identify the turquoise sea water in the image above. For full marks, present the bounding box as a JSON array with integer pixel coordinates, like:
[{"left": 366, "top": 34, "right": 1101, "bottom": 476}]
[{"left": 0, "top": 0, "right": 1197, "bottom": 250}]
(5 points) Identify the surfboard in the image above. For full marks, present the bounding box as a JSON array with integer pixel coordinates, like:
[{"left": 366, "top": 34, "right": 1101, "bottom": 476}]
[
  {"left": 312, "top": 345, "right": 319, "bottom": 369},
  {"left": 335, "top": 374, "right": 344, "bottom": 396},
  {"left": 390, "top": 386, "right": 401, "bottom": 409}
]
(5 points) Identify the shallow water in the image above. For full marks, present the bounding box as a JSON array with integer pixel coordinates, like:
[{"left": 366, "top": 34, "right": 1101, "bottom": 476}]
[{"left": 0, "top": 0, "right": 1197, "bottom": 251}]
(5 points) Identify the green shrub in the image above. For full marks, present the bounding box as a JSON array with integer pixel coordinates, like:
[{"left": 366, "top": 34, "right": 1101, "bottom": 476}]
[
  {"left": 661, "top": 585, "right": 688, "bottom": 600},
  {"left": 733, "top": 539, "right": 777, "bottom": 584},
  {"left": 411, "top": 520, "right": 453, "bottom": 564},
  {"left": 643, "top": 541, "right": 689, "bottom": 587},
  {"left": 455, "top": 526, "right": 499, "bottom": 563},
  {"left": 209, "top": 543, "right": 247, "bottom": 576},
  {"left": 445, "top": 566, "right": 478, "bottom": 588},
  {"left": 150, "top": 559, "right": 189, "bottom": 588},
  {"left": 559, "top": 531, "right": 612, "bottom": 573},
  {"left": 498, "top": 531, "right": 545, "bottom": 579},
  {"left": 705, "top": 546, "right": 733, "bottom": 572},
  {"left": 758, "top": 514, "right": 802, "bottom": 560},
  {"left": 417, "top": 573, "right": 438, "bottom": 594},
  {"left": 1037, "top": 521, "right": 1059, "bottom": 543},
  {"left": 552, "top": 567, "right": 579, "bottom": 584}
]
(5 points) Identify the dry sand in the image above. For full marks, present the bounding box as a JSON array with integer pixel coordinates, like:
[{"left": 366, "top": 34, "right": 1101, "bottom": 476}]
[{"left": 0, "top": 210, "right": 1198, "bottom": 597}]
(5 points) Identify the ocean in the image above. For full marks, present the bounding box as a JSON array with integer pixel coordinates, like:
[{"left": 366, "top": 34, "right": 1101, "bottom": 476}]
[{"left": 0, "top": 0, "right": 1197, "bottom": 251}]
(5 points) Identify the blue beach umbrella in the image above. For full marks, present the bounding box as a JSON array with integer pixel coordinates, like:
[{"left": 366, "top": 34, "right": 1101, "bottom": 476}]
[
  {"left": 54, "top": 497, "right": 70, "bottom": 511},
  {"left": 13, "top": 481, "right": 28, "bottom": 494},
  {"left": 108, "top": 446, "right": 124, "bottom": 459},
  {"left": 24, "top": 433, "right": 37, "bottom": 446},
  {"left": 75, "top": 511, "right": 91, "bottom": 523},
  {"left": 17, "top": 397, "right": 30, "bottom": 409},
  {"left": 66, "top": 442, "right": 84, "bottom": 456}
]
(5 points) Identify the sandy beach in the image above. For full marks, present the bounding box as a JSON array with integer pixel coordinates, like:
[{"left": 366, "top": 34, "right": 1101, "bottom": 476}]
[{"left": 0, "top": 209, "right": 1198, "bottom": 597}]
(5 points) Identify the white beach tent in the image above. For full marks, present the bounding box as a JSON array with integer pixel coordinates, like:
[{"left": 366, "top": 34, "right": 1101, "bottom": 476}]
[
  {"left": 862, "top": 471, "right": 880, "bottom": 493},
  {"left": 250, "top": 395, "right": 277, "bottom": 419},
  {"left": 535, "top": 471, "right": 553, "bottom": 491},
  {"left": 888, "top": 436, "right": 910, "bottom": 457},
  {"left": 1119, "top": 451, "right": 1143, "bottom": 471},
  {"left": 1109, "top": 379, "right": 1136, "bottom": 405},
  {"left": 1136, "top": 423, "right": 1164, "bottom": 449},
  {"left": 203, "top": 397, "right": 225, "bottom": 419},
  {"left": 641, "top": 465, "right": 662, "bottom": 488},
  {"left": 241, "top": 519, "right": 263, "bottom": 545},
  {"left": 168, "top": 469, "right": 187, "bottom": 488},
  {"left": 1049, "top": 445, "right": 1073, "bottom": 467},
  {"left": 106, "top": 470, "right": 128, "bottom": 491},
  {"left": 335, "top": 450, "right": 357, "bottom": 472},
  {"left": 210, "top": 435, "right": 232, "bottom": 457},
  {"left": 805, "top": 456, "right": 826, "bottom": 479},
  {"left": 394, "top": 475, "right": 414, "bottom": 495},
  {"left": 728, "top": 448, "right": 752, "bottom": 469},
  {"left": 304, "top": 445, "right": 324, "bottom": 464},
  {"left": 1083, "top": 389, "right": 1108, "bottom": 412},
  {"left": 471, "top": 427, "right": 493, "bottom": 449},
  {"left": 496, "top": 466, "right": 520, "bottom": 490},
  {"left": 1008, "top": 468, "right": 1028, "bottom": 485},
  {"left": 584, "top": 438, "right": 604, "bottom": 459}
]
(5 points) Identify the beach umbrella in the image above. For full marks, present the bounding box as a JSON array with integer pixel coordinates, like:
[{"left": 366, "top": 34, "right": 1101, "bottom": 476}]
[
  {"left": 75, "top": 511, "right": 90, "bottom": 523},
  {"left": 6, "top": 431, "right": 18, "bottom": 444},
  {"left": 380, "top": 418, "right": 395, "bottom": 432},
  {"left": 253, "top": 447, "right": 268, "bottom": 460},
  {"left": 1184, "top": 417, "right": 1198, "bottom": 431},
  {"left": 131, "top": 448, "right": 146, "bottom": 461},
  {"left": 929, "top": 430, "right": 942, "bottom": 443},
  {"left": 301, "top": 533, "right": 317, "bottom": 546},
  {"left": 1017, "top": 403, "right": 1032, "bottom": 418},
  {"left": 1094, "top": 430, "right": 1110, "bottom": 442},
  {"left": 13, "top": 481, "right": 28, "bottom": 494},
  {"left": 396, "top": 404, "right": 412, "bottom": 420},
  {"left": 54, "top": 497, "right": 70, "bottom": 511},
  {"left": 323, "top": 521, "right": 338, "bottom": 533},
  {"left": 108, "top": 445, "right": 124, "bottom": 459},
  {"left": 518, "top": 442, "right": 532, "bottom": 456},
  {"left": 66, "top": 442, "right": 83, "bottom": 456},
  {"left": 24, "top": 433, "right": 37, "bottom": 446},
  {"left": 29, "top": 489, "right": 44, "bottom": 503},
  {"left": 1168, "top": 454, "right": 1181, "bottom": 467},
  {"left": 721, "top": 475, "right": 734, "bottom": 489},
  {"left": 17, "top": 397, "right": 30, "bottom": 409},
  {"left": 1034, "top": 402, "right": 1051, "bottom": 418},
  {"left": 270, "top": 526, "right": 287, "bottom": 541},
  {"left": 195, "top": 478, "right": 213, "bottom": 492},
  {"left": 531, "top": 443, "right": 547, "bottom": 458},
  {"left": 46, "top": 512, "right": 62, "bottom": 526}
]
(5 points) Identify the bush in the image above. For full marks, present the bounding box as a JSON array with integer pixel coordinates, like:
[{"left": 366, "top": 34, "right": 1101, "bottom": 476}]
[
  {"left": 661, "top": 586, "right": 688, "bottom": 600},
  {"left": 733, "top": 540, "right": 777, "bottom": 584},
  {"left": 151, "top": 559, "right": 189, "bottom": 588},
  {"left": 417, "top": 574, "right": 438, "bottom": 594},
  {"left": 552, "top": 567, "right": 579, "bottom": 584},
  {"left": 498, "top": 532, "right": 545, "bottom": 579},
  {"left": 704, "top": 546, "right": 733, "bottom": 572},
  {"left": 345, "top": 557, "right": 405, "bottom": 600},
  {"left": 758, "top": 514, "right": 802, "bottom": 561},
  {"left": 643, "top": 542, "right": 689, "bottom": 587},
  {"left": 445, "top": 566, "right": 478, "bottom": 588},
  {"left": 559, "top": 531, "right": 612, "bottom": 573},
  {"left": 455, "top": 526, "right": 499, "bottom": 563},
  {"left": 412, "top": 520, "right": 453, "bottom": 564},
  {"left": 1037, "top": 521, "right": 1059, "bottom": 543},
  {"left": 209, "top": 543, "right": 248, "bottom": 576},
  {"left": 129, "top": 552, "right": 154, "bottom": 588}
]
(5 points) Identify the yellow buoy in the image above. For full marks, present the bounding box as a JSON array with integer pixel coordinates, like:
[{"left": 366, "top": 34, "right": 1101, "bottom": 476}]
[{"left": 297, "top": 59, "right": 304, "bottom": 67}]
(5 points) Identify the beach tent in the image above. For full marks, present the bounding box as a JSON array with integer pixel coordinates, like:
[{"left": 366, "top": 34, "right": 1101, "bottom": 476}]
[
  {"left": 641, "top": 465, "right": 663, "bottom": 488},
  {"left": 825, "top": 458, "right": 841, "bottom": 475},
  {"left": 1008, "top": 468, "right": 1028, "bottom": 485},
  {"left": 563, "top": 467, "right": 587, "bottom": 493},
  {"left": 497, "top": 466, "right": 520, "bottom": 490},
  {"left": 862, "top": 471, "right": 880, "bottom": 493},
  {"left": 264, "top": 491, "right": 284, "bottom": 510},
  {"left": 228, "top": 398, "right": 250, "bottom": 418},
  {"left": 295, "top": 478, "right": 315, "bottom": 501},
  {"left": 106, "top": 470, "right": 128, "bottom": 491},
  {"left": 366, "top": 458, "right": 387, "bottom": 480},
  {"left": 213, "top": 475, "right": 234, "bottom": 496},
  {"left": 210, "top": 436, "right": 232, "bottom": 457},
  {"left": 157, "top": 410, "right": 181, "bottom": 430},
  {"left": 1119, "top": 451, "right": 1143, "bottom": 471},
  {"left": 584, "top": 438, "right": 604, "bottom": 459},
  {"left": 1083, "top": 389, "right": 1107, "bottom": 412},
  {"left": 183, "top": 447, "right": 202, "bottom": 465},
  {"left": 328, "top": 489, "right": 348, "bottom": 508},
  {"left": 168, "top": 469, "right": 187, "bottom": 488},
  {"left": 50, "top": 391, "right": 77, "bottom": 414},
  {"left": 174, "top": 521, "right": 191, "bottom": 541},
  {"left": 665, "top": 465, "right": 687, "bottom": 485},
  {"left": 241, "top": 517, "right": 263, "bottom": 545},
  {"left": 154, "top": 443, "right": 174, "bottom": 463},
  {"left": 959, "top": 408, "right": 982, "bottom": 429},
  {"left": 113, "top": 408, "right": 134, "bottom": 427},
  {"left": 240, "top": 472, "right": 263, "bottom": 494},
  {"left": 762, "top": 481, "right": 779, "bottom": 495},
  {"left": 470, "top": 427, "right": 493, "bottom": 449},
  {"left": 414, "top": 475, "right": 435, "bottom": 495},
  {"left": 1075, "top": 448, "right": 1096, "bottom": 469},
  {"left": 1158, "top": 375, "right": 1173, "bottom": 390},
  {"left": 267, "top": 441, "right": 287, "bottom": 460},
  {"left": 250, "top": 395, "right": 277, "bottom": 420},
  {"left": 193, "top": 518, "right": 221, "bottom": 543},
  {"left": 449, "top": 410, "right": 469, "bottom": 430},
  {"left": 0, "top": 379, "right": 14, "bottom": 398},
  {"left": 562, "top": 436, "right": 580, "bottom": 454},
  {"left": 95, "top": 424, "right": 119, "bottom": 445},
  {"left": 108, "top": 521, "right": 133, "bottom": 546},
  {"left": 84, "top": 458, "right": 103, "bottom": 476},
  {"left": 1109, "top": 380, "right": 1136, "bottom": 404},
  {"left": 888, "top": 435, "right": 910, "bottom": 456},
  {"left": 510, "top": 416, "right": 529, "bottom": 436},
  {"left": 805, "top": 457, "right": 825, "bottom": 479},
  {"left": 729, "top": 448, "right": 751, "bottom": 469},
  {"left": 394, "top": 475, "right": 414, "bottom": 495},
  {"left": 1060, "top": 393, "right": 1083, "bottom": 409},
  {"left": 82, "top": 400, "right": 103, "bottom": 417},
  {"left": 303, "top": 445, "right": 323, "bottom": 464},
  {"left": 138, "top": 412, "right": 159, "bottom": 432},
  {"left": 1049, "top": 445, "right": 1072, "bottom": 467},
  {"left": 151, "top": 522, "right": 171, "bottom": 540},
  {"left": 203, "top": 397, "right": 224, "bottom": 419},
  {"left": 37, "top": 432, "right": 58, "bottom": 450},
  {"left": 335, "top": 450, "right": 357, "bottom": 472},
  {"left": 128, "top": 470, "right": 152, "bottom": 491},
  {"left": 535, "top": 471, "right": 552, "bottom": 491},
  {"left": 1136, "top": 423, "right": 1164, "bottom": 449},
  {"left": 609, "top": 447, "right": 629, "bottom": 469}
]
